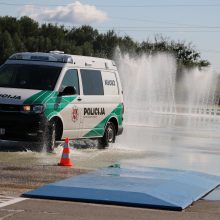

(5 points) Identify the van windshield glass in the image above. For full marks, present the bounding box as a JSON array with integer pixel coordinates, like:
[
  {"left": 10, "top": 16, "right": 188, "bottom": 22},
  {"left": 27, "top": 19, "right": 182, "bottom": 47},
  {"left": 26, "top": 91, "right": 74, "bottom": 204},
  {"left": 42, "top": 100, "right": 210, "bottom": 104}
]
[{"left": 0, "top": 64, "right": 62, "bottom": 90}]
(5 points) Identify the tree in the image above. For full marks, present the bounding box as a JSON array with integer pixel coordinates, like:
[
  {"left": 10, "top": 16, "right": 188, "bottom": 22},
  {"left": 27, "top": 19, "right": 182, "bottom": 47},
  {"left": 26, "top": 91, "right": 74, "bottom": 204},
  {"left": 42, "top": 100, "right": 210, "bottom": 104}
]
[
  {"left": 67, "top": 25, "right": 98, "bottom": 46},
  {"left": 82, "top": 41, "right": 94, "bottom": 56},
  {"left": 13, "top": 33, "right": 26, "bottom": 52},
  {"left": 0, "top": 31, "right": 15, "bottom": 63},
  {"left": 25, "top": 37, "right": 39, "bottom": 52},
  {"left": 0, "top": 16, "right": 19, "bottom": 37},
  {"left": 0, "top": 16, "right": 210, "bottom": 68},
  {"left": 19, "top": 16, "right": 39, "bottom": 38},
  {"left": 94, "top": 30, "right": 120, "bottom": 58},
  {"left": 119, "top": 36, "right": 138, "bottom": 54},
  {"left": 40, "top": 23, "right": 66, "bottom": 46}
]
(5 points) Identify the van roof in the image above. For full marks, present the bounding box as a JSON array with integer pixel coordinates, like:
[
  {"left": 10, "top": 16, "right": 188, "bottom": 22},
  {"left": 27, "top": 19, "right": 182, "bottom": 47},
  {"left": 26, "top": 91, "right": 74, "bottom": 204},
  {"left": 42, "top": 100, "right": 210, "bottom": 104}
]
[{"left": 8, "top": 51, "right": 117, "bottom": 70}]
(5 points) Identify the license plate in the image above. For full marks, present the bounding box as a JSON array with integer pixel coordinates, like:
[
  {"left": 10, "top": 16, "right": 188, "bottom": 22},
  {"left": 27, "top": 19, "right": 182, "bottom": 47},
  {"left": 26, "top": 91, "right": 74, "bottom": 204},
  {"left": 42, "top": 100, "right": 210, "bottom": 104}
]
[{"left": 0, "top": 128, "right": 5, "bottom": 135}]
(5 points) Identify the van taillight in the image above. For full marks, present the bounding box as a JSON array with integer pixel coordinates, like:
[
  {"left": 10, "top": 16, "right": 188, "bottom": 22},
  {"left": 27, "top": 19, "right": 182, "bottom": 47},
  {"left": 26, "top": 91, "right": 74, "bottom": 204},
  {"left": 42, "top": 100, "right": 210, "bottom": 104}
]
[{"left": 122, "top": 103, "right": 124, "bottom": 114}]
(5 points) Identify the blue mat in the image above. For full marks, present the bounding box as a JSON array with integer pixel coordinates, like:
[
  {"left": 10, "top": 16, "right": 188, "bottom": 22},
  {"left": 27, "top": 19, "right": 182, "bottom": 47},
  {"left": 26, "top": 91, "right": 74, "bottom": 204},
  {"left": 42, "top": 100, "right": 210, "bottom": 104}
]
[{"left": 23, "top": 166, "right": 220, "bottom": 210}]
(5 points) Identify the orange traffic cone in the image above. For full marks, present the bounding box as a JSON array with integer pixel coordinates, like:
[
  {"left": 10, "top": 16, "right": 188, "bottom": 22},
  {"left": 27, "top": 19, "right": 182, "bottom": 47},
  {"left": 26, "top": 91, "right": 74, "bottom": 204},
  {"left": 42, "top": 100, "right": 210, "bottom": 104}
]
[{"left": 59, "top": 137, "right": 73, "bottom": 167}]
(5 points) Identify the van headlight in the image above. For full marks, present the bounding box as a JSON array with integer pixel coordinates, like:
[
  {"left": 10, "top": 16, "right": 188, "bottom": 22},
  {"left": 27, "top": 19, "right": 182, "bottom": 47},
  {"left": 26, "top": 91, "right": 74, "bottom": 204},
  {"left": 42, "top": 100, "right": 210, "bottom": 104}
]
[
  {"left": 23, "top": 105, "right": 31, "bottom": 112},
  {"left": 22, "top": 104, "right": 45, "bottom": 114},
  {"left": 33, "top": 105, "right": 45, "bottom": 114}
]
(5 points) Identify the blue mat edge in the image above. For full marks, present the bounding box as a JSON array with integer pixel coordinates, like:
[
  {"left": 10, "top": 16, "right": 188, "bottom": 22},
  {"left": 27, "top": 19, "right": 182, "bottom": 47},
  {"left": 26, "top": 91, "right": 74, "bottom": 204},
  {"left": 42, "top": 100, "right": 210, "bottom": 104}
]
[
  {"left": 23, "top": 186, "right": 182, "bottom": 211},
  {"left": 22, "top": 167, "right": 220, "bottom": 211}
]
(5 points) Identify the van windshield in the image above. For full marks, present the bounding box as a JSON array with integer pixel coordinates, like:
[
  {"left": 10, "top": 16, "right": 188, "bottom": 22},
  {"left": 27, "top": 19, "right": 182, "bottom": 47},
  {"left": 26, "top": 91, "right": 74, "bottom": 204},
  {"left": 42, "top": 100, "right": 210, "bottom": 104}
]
[{"left": 0, "top": 64, "right": 62, "bottom": 91}]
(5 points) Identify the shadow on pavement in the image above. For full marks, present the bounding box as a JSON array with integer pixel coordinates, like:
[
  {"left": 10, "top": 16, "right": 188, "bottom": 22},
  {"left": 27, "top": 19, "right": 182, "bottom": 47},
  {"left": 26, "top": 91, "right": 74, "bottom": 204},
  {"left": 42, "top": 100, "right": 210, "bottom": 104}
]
[{"left": 71, "top": 139, "right": 98, "bottom": 149}]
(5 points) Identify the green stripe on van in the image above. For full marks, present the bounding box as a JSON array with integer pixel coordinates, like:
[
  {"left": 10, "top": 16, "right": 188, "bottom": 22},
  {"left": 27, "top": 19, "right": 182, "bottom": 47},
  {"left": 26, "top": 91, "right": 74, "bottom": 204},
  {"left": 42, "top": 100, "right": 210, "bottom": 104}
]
[
  {"left": 44, "top": 96, "right": 77, "bottom": 119},
  {"left": 23, "top": 91, "right": 47, "bottom": 104},
  {"left": 23, "top": 91, "right": 58, "bottom": 105},
  {"left": 24, "top": 91, "right": 77, "bottom": 119},
  {"left": 83, "top": 103, "right": 123, "bottom": 138}
]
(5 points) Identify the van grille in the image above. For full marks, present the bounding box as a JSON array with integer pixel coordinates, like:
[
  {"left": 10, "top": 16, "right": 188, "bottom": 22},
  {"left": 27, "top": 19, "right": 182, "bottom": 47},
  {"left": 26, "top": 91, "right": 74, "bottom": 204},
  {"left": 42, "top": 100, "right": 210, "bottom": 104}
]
[{"left": 0, "top": 104, "right": 21, "bottom": 112}]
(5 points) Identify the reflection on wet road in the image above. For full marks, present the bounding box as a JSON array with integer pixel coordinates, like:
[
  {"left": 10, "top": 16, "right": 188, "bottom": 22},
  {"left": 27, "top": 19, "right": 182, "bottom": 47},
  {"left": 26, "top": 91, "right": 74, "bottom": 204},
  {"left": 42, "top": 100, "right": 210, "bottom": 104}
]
[
  {"left": 1, "top": 114, "right": 220, "bottom": 176},
  {"left": 117, "top": 113, "right": 220, "bottom": 175}
]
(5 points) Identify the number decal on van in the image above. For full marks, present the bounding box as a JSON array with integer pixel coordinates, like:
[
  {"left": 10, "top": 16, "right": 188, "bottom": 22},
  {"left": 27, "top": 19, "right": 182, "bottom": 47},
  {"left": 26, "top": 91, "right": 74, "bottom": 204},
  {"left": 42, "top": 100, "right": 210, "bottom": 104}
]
[{"left": 105, "top": 80, "right": 116, "bottom": 86}]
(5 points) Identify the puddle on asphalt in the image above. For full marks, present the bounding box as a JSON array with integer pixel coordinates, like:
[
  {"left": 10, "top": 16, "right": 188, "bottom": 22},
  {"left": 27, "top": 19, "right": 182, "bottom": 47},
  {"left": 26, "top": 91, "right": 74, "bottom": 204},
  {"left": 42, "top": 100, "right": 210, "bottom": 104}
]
[
  {"left": 0, "top": 140, "right": 147, "bottom": 169},
  {"left": 1, "top": 114, "right": 220, "bottom": 175}
]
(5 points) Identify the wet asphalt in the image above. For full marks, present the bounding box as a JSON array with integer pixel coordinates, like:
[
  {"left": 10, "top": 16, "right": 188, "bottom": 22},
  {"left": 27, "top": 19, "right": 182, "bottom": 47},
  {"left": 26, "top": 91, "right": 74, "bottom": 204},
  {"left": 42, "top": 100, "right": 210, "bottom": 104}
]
[{"left": 1, "top": 114, "right": 220, "bottom": 219}]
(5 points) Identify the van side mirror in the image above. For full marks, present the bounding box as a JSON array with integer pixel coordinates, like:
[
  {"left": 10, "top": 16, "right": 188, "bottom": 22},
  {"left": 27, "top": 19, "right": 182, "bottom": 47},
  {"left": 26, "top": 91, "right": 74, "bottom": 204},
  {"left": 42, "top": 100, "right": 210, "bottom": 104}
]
[{"left": 59, "top": 86, "right": 77, "bottom": 96}]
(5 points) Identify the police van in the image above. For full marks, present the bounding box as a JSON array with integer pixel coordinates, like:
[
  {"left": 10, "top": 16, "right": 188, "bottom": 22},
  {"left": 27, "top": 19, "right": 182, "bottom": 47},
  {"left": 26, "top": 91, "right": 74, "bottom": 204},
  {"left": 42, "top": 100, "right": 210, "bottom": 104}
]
[{"left": 0, "top": 51, "right": 124, "bottom": 152}]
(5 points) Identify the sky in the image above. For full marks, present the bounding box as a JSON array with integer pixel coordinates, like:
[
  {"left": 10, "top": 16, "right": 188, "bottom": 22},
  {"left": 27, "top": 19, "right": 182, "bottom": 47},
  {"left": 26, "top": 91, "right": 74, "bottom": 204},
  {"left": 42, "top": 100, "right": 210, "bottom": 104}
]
[{"left": 0, "top": 0, "right": 220, "bottom": 70}]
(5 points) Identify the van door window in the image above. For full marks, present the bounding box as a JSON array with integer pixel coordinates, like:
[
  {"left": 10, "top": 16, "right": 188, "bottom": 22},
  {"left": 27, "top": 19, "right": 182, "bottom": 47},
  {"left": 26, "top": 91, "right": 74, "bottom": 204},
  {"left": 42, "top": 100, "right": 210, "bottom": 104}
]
[
  {"left": 80, "top": 69, "right": 104, "bottom": 95},
  {"left": 61, "top": 69, "right": 79, "bottom": 94}
]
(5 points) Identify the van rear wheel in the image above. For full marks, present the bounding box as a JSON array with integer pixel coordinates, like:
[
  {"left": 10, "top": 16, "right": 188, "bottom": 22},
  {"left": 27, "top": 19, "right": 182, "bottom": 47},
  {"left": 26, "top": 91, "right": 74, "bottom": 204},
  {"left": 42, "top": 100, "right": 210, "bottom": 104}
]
[{"left": 98, "top": 122, "right": 116, "bottom": 149}]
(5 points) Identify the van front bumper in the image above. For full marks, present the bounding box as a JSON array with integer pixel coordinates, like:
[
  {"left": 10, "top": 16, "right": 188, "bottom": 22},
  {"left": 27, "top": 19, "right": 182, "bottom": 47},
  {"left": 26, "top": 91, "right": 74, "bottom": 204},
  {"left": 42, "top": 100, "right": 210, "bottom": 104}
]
[{"left": 0, "top": 112, "right": 48, "bottom": 142}]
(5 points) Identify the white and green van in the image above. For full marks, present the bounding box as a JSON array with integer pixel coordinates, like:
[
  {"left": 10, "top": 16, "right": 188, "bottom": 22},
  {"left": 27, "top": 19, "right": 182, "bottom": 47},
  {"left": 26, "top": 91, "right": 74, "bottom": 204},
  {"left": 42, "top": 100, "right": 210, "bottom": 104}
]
[{"left": 0, "top": 51, "right": 124, "bottom": 151}]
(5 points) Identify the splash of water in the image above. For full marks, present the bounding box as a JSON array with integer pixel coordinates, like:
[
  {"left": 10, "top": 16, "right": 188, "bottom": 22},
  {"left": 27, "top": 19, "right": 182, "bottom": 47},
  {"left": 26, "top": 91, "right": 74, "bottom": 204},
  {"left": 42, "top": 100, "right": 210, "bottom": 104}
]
[
  {"left": 176, "top": 67, "right": 219, "bottom": 115},
  {"left": 115, "top": 51, "right": 220, "bottom": 127},
  {"left": 114, "top": 51, "right": 220, "bottom": 151},
  {"left": 116, "top": 53, "right": 176, "bottom": 125}
]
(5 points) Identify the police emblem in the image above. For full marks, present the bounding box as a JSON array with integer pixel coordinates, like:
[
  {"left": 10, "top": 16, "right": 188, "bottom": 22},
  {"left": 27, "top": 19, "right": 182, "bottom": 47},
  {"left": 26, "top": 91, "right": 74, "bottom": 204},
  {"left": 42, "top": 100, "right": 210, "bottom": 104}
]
[{"left": 72, "top": 106, "right": 79, "bottom": 122}]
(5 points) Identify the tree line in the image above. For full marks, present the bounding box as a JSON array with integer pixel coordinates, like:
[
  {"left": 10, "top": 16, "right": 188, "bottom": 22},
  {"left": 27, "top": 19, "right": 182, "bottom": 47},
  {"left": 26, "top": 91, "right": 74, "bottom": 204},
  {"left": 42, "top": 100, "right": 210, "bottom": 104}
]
[{"left": 0, "top": 16, "right": 209, "bottom": 67}]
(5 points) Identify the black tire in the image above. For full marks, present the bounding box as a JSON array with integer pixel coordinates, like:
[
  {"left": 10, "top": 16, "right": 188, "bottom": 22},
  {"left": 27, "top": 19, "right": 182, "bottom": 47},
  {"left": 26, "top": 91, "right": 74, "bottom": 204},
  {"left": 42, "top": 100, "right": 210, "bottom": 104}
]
[
  {"left": 98, "top": 122, "right": 116, "bottom": 149},
  {"left": 33, "top": 120, "right": 58, "bottom": 153}
]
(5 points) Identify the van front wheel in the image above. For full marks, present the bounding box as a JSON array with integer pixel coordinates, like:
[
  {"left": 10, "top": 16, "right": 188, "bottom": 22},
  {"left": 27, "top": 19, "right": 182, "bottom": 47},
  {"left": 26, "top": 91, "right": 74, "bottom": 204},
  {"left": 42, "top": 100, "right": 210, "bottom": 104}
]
[
  {"left": 98, "top": 122, "right": 116, "bottom": 149},
  {"left": 45, "top": 120, "right": 57, "bottom": 153}
]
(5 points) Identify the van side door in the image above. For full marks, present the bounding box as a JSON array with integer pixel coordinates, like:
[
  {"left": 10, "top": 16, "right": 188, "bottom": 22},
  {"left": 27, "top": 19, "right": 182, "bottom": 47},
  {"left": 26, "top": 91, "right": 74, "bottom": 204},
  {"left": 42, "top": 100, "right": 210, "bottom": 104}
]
[
  {"left": 79, "top": 69, "right": 105, "bottom": 138},
  {"left": 58, "top": 69, "right": 82, "bottom": 139},
  {"left": 79, "top": 69, "right": 120, "bottom": 138}
]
